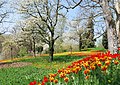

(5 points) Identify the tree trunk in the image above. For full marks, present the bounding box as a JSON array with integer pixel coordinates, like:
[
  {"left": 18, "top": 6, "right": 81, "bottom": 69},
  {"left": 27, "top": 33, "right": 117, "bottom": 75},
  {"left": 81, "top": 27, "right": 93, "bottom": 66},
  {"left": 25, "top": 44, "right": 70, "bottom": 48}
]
[
  {"left": 49, "top": 39, "right": 54, "bottom": 62},
  {"left": 79, "top": 34, "right": 82, "bottom": 51},
  {"left": 101, "top": 0, "right": 118, "bottom": 53},
  {"left": 10, "top": 47, "right": 13, "bottom": 60},
  {"left": 30, "top": 39, "right": 32, "bottom": 53},
  {"left": 33, "top": 37, "right": 36, "bottom": 57},
  {"left": 116, "top": 15, "right": 120, "bottom": 47},
  {"left": 115, "top": 0, "right": 120, "bottom": 47},
  {"left": 107, "top": 22, "right": 118, "bottom": 53},
  {"left": 49, "top": 32, "right": 54, "bottom": 62}
]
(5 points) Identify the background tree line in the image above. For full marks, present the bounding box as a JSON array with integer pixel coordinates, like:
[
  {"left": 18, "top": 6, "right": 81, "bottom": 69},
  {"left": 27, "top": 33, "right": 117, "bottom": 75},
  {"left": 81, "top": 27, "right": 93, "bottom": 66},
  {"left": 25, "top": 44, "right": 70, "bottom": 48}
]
[{"left": 0, "top": 0, "right": 119, "bottom": 62}]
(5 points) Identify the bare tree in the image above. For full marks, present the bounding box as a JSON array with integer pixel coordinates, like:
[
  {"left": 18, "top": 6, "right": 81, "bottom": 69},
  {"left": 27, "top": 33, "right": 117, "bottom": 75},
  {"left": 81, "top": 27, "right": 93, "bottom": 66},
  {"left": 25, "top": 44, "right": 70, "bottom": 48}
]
[
  {"left": 92, "top": 0, "right": 118, "bottom": 53},
  {"left": 17, "top": 0, "right": 66, "bottom": 61}
]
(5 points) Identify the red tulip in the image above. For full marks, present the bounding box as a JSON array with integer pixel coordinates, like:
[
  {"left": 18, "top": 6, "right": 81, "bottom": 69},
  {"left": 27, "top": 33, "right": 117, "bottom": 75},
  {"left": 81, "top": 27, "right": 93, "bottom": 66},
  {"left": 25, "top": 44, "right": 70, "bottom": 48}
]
[
  {"left": 29, "top": 80, "right": 37, "bottom": 85},
  {"left": 43, "top": 76, "right": 48, "bottom": 82}
]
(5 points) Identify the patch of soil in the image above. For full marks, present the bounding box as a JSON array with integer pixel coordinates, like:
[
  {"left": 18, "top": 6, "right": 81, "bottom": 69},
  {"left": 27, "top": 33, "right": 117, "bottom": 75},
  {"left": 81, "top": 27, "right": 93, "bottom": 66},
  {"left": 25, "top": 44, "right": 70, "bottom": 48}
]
[{"left": 0, "top": 62, "right": 32, "bottom": 69}]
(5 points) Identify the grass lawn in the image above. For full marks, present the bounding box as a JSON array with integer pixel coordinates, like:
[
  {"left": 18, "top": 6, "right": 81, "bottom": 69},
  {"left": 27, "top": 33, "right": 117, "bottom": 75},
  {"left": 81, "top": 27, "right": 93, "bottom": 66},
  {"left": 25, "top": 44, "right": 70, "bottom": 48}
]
[{"left": 0, "top": 55, "right": 84, "bottom": 85}]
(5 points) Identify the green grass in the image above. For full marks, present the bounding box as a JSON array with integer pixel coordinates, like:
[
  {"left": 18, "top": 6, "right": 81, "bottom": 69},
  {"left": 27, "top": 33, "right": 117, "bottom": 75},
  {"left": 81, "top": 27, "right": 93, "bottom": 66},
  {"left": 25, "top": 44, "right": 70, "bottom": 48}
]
[
  {"left": 0, "top": 55, "right": 84, "bottom": 85},
  {"left": 81, "top": 47, "right": 106, "bottom": 52}
]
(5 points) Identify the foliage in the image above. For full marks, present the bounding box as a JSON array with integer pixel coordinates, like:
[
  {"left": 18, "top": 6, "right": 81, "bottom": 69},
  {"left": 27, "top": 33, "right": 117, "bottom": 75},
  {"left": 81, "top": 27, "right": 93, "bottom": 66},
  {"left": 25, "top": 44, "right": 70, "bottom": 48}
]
[
  {"left": 18, "top": 47, "right": 28, "bottom": 57},
  {"left": 1, "top": 36, "right": 19, "bottom": 59},
  {"left": 0, "top": 35, "right": 5, "bottom": 53},
  {"left": 82, "top": 14, "right": 95, "bottom": 49},
  {"left": 36, "top": 46, "right": 43, "bottom": 54}
]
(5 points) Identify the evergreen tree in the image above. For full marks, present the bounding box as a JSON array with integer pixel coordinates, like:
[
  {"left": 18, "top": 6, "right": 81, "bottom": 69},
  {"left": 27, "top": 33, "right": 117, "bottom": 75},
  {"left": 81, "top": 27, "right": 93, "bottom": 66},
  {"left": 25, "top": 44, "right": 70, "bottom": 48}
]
[
  {"left": 102, "top": 31, "right": 108, "bottom": 49},
  {"left": 82, "top": 14, "right": 95, "bottom": 48}
]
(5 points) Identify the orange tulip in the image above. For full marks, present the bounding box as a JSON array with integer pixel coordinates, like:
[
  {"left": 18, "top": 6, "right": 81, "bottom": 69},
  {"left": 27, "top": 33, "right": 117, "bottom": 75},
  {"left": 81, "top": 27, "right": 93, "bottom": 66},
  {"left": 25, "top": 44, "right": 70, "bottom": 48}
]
[
  {"left": 90, "top": 65, "right": 96, "bottom": 70},
  {"left": 108, "top": 57, "right": 112, "bottom": 60},
  {"left": 38, "top": 82, "right": 41, "bottom": 85},
  {"left": 54, "top": 79, "right": 58, "bottom": 84},
  {"left": 105, "top": 60, "right": 110, "bottom": 66},
  {"left": 65, "top": 69, "right": 71, "bottom": 74},
  {"left": 83, "top": 62, "right": 89, "bottom": 68},
  {"left": 59, "top": 72, "right": 66, "bottom": 78},
  {"left": 64, "top": 77, "right": 69, "bottom": 82},
  {"left": 97, "top": 62, "right": 102, "bottom": 67},
  {"left": 76, "top": 66, "right": 82, "bottom": 71},
  {"left": 85, "top": 75, "right": 90, "bottom": 79},
  {"left": 101, "top": 65, "right": 108, "bottom": 71},
  {"left": 114, "top": 60, "right": 119, "bottom": 65},
  {"left": 84, "top": 69, "right": 90, "bottom": 75},
  {"left": 50, "top": 77, "right": 54, "bottom": 82}
]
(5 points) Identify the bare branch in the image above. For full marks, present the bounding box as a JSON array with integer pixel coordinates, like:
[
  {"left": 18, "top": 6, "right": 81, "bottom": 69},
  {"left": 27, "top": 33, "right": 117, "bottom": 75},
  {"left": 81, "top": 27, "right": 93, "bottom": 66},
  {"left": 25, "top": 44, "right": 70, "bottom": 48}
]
[
  {"left": 93, "top": 32, "right": 105, "bottom": 40},
  {"left": 0, "top": 1, "right": 6, "bottom": 8},
  {"left": 0, "top": 12, "right": 8, "bottom": 23},
  {"left": 54, "top": 0, "right": 60, "bottom": 27},
  {"left": 61, "top": 0, "right": 82, "bottom": 10},
  {"left": 35, "top": 22, "right": 47, "bottom": 33},
  {"left": 33, "top": 1, "right": 47, "bottom": 22},
  {"left": 45, "top": 0, "right": 53, "bottom": 27},
  {"left": 54, "top": 36, "right": 59, "bottom": 41}
]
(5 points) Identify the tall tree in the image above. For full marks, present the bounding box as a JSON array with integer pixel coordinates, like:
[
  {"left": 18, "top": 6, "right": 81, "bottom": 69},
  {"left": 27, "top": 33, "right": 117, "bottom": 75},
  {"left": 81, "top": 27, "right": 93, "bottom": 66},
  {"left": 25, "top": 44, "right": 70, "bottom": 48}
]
[
  {"left": 14, "top": 19, "right": 43, "bottom": 57},
  {"left": 63, "top": 0, "right": 119, "bottom": 53},
  {"left": 18, "top": 0, "right": 66, "bottom": 61},
  {"left": 98, "top": 0, "right": 118, "bottom": 53},
  {"left": 69, "top": 20, "right": 85, "bottom": 51},
  {"left": 85, "top": 13, "right": 95, "bottom": 48}
]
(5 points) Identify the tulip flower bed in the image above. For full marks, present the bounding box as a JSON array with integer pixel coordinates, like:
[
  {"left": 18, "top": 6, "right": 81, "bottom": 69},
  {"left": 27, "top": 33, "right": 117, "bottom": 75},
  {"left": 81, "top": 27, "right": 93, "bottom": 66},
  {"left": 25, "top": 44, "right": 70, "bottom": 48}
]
[{"left": 30, "top": 51, "right": 120, "bottom": 85}]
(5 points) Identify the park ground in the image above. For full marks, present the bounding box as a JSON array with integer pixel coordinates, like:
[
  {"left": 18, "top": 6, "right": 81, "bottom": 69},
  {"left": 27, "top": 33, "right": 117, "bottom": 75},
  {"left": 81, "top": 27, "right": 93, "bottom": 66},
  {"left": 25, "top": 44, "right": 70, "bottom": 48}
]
[{"left": 0, "top": 48, "right": 120, "bottom": 85}]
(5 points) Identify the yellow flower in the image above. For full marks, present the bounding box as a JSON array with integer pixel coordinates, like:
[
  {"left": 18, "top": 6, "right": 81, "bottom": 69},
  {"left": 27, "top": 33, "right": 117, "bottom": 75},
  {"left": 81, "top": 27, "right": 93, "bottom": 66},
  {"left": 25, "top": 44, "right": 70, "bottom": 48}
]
[
  {"left": 101, "top": 65, "right": 108, "bottom": 71},
  {"left": 59, "top": 72, "right": 66, "bottom": 78},
  {"left": 105, "top": 60, "right": 110, "bottom": 66},
  {"left": 38, "top": 82, "right": 41, "bottom": 85},
  {"left": 50, "top": 77, "right": 54, "bottom": 82},
  {"left": 97, "top": 61, "right": 102, "bottom": 67}
]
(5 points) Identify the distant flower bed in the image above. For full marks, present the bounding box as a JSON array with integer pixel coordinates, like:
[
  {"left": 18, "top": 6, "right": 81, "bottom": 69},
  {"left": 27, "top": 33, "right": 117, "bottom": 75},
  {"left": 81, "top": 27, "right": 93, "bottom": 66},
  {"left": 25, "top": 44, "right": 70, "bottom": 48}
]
[
  {"left": 29, "top": 51, "right": 120, "bottom": 85},
  {"left": 68, "top": 51, "right": 102, "bottom": 56}
]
